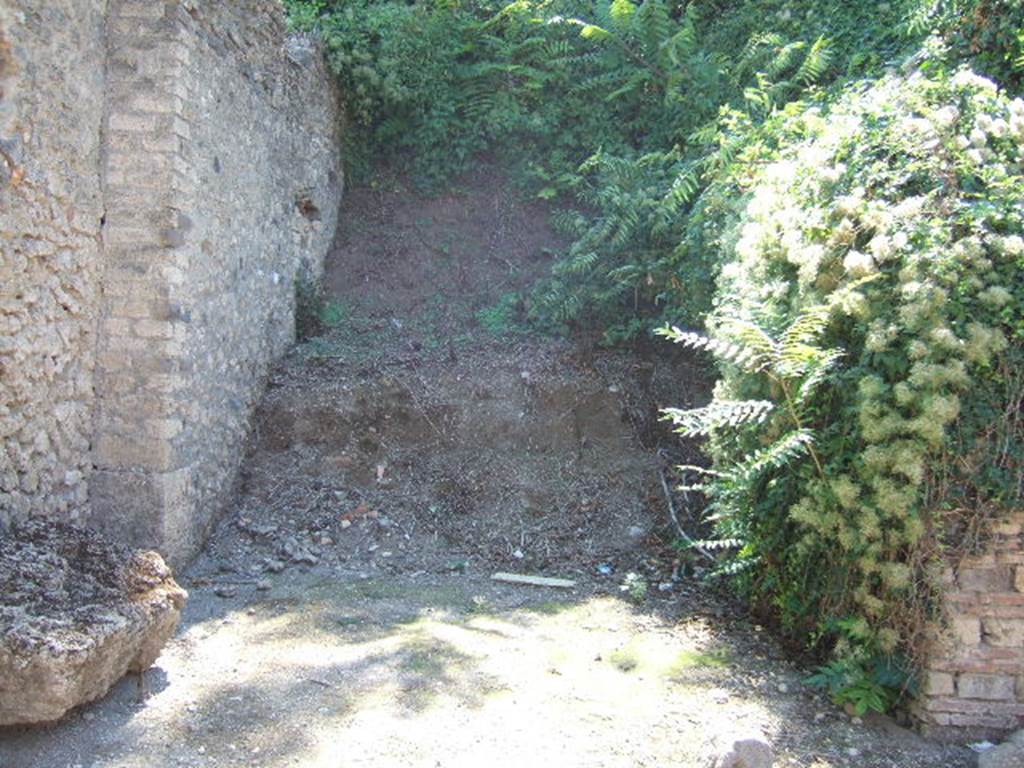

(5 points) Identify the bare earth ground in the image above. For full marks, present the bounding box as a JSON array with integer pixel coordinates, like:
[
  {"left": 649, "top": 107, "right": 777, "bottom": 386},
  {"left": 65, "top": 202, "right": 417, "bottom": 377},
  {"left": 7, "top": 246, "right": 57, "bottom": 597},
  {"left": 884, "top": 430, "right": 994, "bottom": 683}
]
[{"left": 0, "top": 166, "right": 974, "bottom": 768}]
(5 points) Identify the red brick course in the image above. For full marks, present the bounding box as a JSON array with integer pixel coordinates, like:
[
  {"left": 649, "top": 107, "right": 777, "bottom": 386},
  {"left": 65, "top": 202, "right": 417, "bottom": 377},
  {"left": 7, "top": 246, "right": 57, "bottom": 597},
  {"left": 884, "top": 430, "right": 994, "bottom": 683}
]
[{"left": 915, "top": 511, "right": 1024, "bottom": 741}]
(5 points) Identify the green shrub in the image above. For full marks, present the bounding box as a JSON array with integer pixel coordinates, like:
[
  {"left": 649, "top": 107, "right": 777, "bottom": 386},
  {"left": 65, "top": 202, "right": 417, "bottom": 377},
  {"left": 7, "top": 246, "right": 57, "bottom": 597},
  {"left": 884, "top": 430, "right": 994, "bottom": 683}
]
[
  {"left": 477, "top": 291, "right": 526, "bottom": 336},
  {"left": 939, "top": 0, "right": 1024, "bottom": 89},
  {"left": 292, "top": 0, "right": 495, "bottom": 187},
  {"left": 665, "top": 65, "right": 1024, "bottom": 705}
]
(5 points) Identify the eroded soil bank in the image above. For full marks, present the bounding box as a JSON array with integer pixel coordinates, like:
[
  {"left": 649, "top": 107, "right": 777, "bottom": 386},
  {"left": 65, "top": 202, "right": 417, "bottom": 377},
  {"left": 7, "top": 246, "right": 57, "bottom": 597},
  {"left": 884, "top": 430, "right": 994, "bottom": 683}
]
[{"left": 0, "top": 167, "right": 972, "bottom": 768}]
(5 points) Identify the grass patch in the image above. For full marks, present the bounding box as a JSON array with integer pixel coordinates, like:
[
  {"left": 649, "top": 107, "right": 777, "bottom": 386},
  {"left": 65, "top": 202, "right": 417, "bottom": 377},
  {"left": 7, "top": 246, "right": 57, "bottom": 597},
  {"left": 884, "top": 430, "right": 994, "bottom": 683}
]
[
  {"left": 666, "top": 648, "right": 732, "bottom": 677},
  {"left": 608, "top": 646, "right": 640, "bottom": 673},
  {"left": 400, "top": 643, "right": 454, "bottom": 677}
]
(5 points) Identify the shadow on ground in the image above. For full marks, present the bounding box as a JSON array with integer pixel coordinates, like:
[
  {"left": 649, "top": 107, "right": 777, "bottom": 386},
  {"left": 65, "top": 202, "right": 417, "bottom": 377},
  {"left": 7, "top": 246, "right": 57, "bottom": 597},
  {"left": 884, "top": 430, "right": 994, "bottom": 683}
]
[{"left": 0, "top": 566, "right": 972, "bottom": 768}]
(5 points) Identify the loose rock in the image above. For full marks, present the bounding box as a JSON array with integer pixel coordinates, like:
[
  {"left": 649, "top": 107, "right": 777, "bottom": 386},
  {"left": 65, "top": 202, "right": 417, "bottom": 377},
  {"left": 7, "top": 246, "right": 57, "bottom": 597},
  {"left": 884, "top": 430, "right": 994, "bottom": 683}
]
[
  {"left": 978, "top": 741, "right": 1024, "bottom": 768},
  {"left": 717, "top": 733, "right": 774, "bottom": 768},
  {"left": 0, "top": 520, "right": 187, "bottom": 725}
]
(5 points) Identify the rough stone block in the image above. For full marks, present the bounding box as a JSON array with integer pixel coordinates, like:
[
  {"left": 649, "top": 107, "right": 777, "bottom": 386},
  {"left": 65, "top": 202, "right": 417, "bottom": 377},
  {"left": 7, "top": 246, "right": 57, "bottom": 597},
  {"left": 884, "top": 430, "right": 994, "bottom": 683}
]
[
  {"left": 115, "top": 1, "right": 167, "bottom": 19},
  {"left": 958, "top": 567, "right": 1014, "bottom": 592},
  {"left": 979, "top": 742, "right": 1024, "bottom": 768},
  {"left": 923, "top": 671, "right": 956, "bottom": 697},
  {"left": 983, "top": 617, "right": 1024, "bottom": 648},
  {"left": 952, "top": 615, "right": 982, "bottom": 647},
  {"left": 143, "top": 417, "right": 184, "bottom": 440},
  {"left": 108, "top": 112, "right": 161, "bottom": 133},
  {"left": 94, "top": 434, "right": 176, "bottom": 472},
  {"left": 993, "top": 521, "right": 1023, "bottom": 537},
  {"left": 0, "top": 520, "right": 187, "bottom": 725},
  {"left": 958, "top": 674, "right": 1017, "bottom": 701},
  {"left": 134, "top": 319, "right": 176, "bottom": 340},
  {"left": 716, "top": 734, "right": 774, "bottom": 768}
]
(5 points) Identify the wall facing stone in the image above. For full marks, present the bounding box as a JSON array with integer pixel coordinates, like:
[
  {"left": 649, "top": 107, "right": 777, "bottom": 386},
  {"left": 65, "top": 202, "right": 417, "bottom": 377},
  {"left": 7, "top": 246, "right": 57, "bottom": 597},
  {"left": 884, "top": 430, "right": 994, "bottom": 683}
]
[
  {"left": 0, "top": 0, "right": 107, "bottom": 526},
  {"left": 90, "top": 0, "right": 342, "bottom": 566},
  {"left": 915, "top": 512, "right": 1024, "bottom": 741},
  {"left": 1, "top": 0, "right": 342, "bottom": 568}
]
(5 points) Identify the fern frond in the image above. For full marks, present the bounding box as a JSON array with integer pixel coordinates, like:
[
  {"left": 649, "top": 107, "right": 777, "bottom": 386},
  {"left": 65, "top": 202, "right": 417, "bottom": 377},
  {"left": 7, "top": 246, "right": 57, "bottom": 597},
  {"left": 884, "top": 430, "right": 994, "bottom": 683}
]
[
  {"left": 676, "top": 463, "right": 723, "bottom": 478},
  {"left": 570, "top": 68, "right": 631, "bottom": 94},
  {"left": 662, "top": 399, "right": 774, "bottom": 436},
  {"left": 665, "top": 167, "right": 700, "bottom": 206},
  {"left": 776, "top": 341, "right": 826, "bottom": 377},
  {"left": 780, "top": 304, "right": 831, "bottom": 349},
  {"left": 708, "top": 556, "right": 758, "bottom": 578},
  {"left": 720, "top": 319, "right": 779, "bottom": 370},
  {"left": 632, "top": 0, "right": 671, "bottom": 59},
  {"left": 692, "top": 538, "right": 744, "bottom": 551},
  {"left": 794, "top": 349, "right": 844, "bottom": 405},
  {"left": 689, "top": 119, "right": 719, "bottom": 146},
  {"left": 794, "top": 36, "right": 832, "bottom": 86},
  {"left": 550, "top": 208, "right": 589, "bottom": 237},
  {"left": 767, "top": 40, "right": 807, "bottom": 79},
  {"left": 560, "top": 250, "right": 600, "bottom": 274},
  {"left": 656, "top": 325, "right": 762, "bottom": 371},
  {"left": 723, "top": 429, "right": 814, "bottom": 485}
]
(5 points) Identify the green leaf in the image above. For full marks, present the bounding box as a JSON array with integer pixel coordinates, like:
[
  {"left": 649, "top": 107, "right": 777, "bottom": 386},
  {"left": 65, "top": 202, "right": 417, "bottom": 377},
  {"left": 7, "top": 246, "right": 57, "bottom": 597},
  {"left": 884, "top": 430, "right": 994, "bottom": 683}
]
[
  {"left": 609, "top": 0, "right": 637, "bottom": 27},
  {"left": 580, "top": 24, "right": 611, "bottom": 41}
]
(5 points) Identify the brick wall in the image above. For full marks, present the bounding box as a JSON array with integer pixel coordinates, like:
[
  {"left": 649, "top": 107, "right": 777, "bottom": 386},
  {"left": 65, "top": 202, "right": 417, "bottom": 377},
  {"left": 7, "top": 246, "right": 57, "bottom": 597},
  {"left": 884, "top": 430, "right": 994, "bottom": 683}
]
[
  {"left": 1, "top": 0, "right": 342, "bottom": 568},
  {"left": 90, "top": 0, "right": 198, "bottom": 559},
  {"left": 914, "top": 512, "right": 1024, "bottom": 741}
]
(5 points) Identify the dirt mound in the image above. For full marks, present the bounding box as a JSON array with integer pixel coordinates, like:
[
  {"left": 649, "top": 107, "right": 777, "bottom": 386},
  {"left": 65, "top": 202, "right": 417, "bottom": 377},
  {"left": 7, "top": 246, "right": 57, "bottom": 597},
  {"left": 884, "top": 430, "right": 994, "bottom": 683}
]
[
  {"left": 204, "top": 342, "right": 684, "bottom": 579},
  {"left": 323, "top": 164, "right": 561, "bottom": 325},
  {"left": 194, "top": 164, "right": 709, "bottom": 584}
]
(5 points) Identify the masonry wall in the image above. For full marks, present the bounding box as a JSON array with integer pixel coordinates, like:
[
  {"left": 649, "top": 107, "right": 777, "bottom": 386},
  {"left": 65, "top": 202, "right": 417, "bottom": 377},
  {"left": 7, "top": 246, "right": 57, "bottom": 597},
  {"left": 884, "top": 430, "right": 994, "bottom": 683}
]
[
  {"left": 1, "top": 0, "right": 342, "bottom": 567},
  {"left": 0, "top": 0, "right": 107, "bottom": 526},
  {"left": 175, "top": 3, "right": 339, "bottom": 561},
  {"left": 914, "top": 512, "right": 1024, "bottom": 741},
  {"left": 90, "top": 0, "right": 343, "bottom": 566}
]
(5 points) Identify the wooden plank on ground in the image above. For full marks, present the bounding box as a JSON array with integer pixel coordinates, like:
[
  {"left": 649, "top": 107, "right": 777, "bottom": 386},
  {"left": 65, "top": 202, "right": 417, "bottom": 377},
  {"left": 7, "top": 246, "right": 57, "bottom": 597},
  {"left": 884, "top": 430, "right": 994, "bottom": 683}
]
[{"left": 491, "top": 572, "right": 577, "bottom": 589}]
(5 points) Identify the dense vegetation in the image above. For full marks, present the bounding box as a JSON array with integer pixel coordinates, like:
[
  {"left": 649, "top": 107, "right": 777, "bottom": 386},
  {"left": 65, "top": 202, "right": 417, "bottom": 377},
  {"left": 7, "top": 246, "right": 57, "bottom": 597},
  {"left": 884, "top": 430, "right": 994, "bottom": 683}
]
[{"left": 286, "top": 0, "right": 1024, "bottom": 714}]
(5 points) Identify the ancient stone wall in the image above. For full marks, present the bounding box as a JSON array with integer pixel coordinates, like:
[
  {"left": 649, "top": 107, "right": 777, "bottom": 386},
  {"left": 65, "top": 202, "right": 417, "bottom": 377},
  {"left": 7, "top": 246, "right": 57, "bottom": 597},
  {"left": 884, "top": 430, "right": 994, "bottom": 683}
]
[
  {"left": 915, "top": 512, "right": 1024, "bottom": 741},
  {"left": 0, "top": 0, "right": 108, "bottom": 525},
  {"left": 90, "top": 0, "right": 343, "bottom": 566},
  {"left": 1, "top": 0, "right": 342, "bottom": 567}
]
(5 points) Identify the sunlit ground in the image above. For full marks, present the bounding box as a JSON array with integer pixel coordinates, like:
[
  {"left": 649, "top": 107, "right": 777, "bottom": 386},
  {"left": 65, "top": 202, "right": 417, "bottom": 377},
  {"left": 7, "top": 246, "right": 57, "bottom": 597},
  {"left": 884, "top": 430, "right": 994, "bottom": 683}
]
[
  {"left": 140, "top": 585, "right": 774, "bottom": 767},
  {"left": 0, "top": 573, "right": 964, "bottom": 768}
]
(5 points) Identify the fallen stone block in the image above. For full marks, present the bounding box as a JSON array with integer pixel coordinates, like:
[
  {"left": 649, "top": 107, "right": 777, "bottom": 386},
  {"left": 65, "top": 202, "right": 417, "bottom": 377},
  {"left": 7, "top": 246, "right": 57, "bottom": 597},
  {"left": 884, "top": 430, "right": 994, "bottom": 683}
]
[{"left": 0, "top": 519, "right": 187, "bottom": 725}]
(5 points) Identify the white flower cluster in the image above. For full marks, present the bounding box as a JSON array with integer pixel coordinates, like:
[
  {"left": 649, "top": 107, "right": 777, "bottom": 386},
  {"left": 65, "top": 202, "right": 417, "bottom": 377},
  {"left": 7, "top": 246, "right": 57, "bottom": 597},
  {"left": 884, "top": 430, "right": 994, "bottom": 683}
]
[
  {"left": 711, "top": 65, "right": 1024, "bottom": 629},
  {"left": 951, "top": 73, "right": 1024, "bottom": 167}
]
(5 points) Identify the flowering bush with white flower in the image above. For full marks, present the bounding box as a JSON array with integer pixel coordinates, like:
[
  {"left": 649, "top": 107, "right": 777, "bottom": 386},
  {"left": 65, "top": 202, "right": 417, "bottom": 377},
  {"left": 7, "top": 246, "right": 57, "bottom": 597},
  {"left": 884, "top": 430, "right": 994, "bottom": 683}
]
[{"left": 683, "top": 66, "right": 1024, "bottom": 702}]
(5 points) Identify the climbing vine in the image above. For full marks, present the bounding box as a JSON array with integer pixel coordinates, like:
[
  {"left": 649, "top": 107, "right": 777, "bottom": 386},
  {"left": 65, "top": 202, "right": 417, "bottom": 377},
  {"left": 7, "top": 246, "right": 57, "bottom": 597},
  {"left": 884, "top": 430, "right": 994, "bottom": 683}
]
[{"left": 664, "top": 67, "right": 1024, "bottom": 708}]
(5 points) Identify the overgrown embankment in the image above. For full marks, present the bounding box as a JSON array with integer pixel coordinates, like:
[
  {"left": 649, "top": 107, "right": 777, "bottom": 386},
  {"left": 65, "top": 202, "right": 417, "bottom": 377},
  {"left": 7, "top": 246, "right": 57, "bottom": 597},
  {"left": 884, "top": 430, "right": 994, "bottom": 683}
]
[{"left": 286, "top": 0, "right": 1024, "bottom": 716}]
